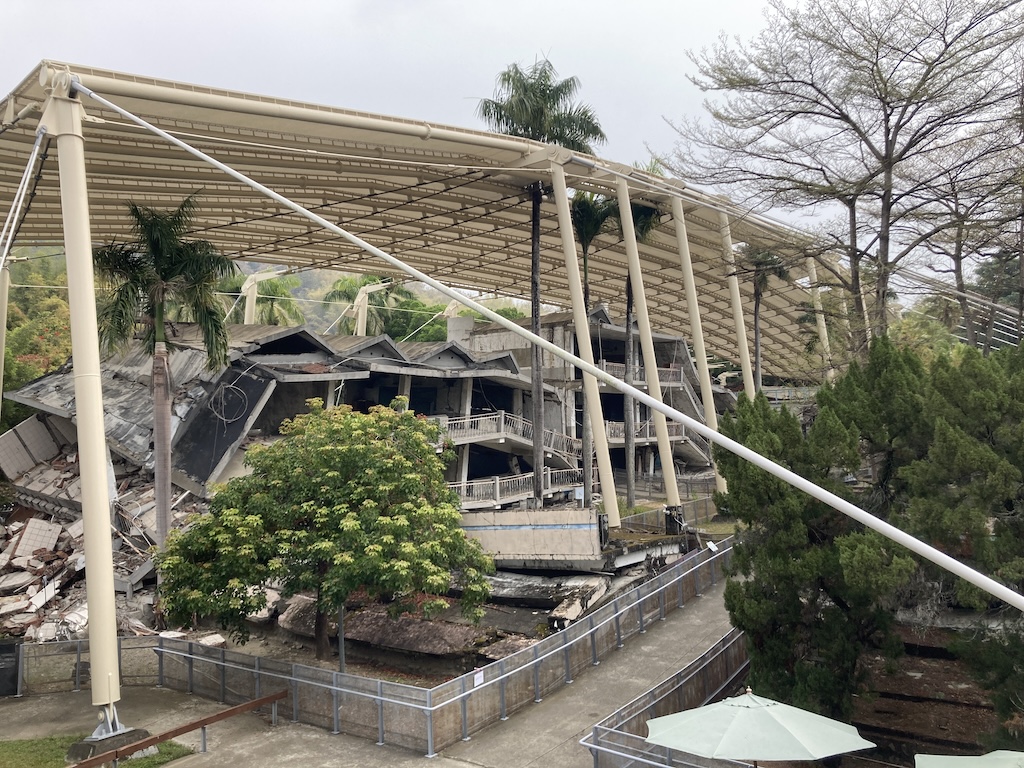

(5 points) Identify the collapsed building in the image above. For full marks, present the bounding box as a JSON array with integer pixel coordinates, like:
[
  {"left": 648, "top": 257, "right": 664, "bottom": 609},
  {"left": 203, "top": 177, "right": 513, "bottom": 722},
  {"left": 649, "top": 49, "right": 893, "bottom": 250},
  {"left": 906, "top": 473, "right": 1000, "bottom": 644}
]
[{"left": 0, "top": 311, "right": 720, "bottom": 639}]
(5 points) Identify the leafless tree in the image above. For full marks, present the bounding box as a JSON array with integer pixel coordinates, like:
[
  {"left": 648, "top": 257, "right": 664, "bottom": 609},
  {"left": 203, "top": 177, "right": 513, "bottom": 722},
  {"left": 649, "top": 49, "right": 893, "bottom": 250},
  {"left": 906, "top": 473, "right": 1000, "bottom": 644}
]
[{"left": 664, "top": 0, "right": 1024, "bottom": 343}]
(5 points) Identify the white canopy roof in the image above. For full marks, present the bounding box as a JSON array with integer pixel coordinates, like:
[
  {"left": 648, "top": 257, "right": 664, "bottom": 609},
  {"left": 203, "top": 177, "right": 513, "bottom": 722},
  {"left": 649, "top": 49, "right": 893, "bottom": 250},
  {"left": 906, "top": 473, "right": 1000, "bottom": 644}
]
[{"left": 0, "top": 60, "right": 826, "bottom": 380}]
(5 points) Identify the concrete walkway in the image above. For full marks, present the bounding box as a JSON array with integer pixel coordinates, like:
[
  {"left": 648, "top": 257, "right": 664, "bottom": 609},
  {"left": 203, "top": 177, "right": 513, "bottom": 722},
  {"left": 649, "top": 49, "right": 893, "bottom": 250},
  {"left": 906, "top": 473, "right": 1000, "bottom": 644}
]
[{"left": 0, "top": 580, "right": 732, "bottom": 767}]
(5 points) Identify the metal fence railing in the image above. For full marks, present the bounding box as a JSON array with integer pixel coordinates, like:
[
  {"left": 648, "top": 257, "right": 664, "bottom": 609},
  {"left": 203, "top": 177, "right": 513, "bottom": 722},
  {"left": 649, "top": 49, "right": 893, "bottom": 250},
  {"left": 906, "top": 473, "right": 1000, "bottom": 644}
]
[
  {"left": 621, "top": 497, "right": 718, "bottom": 531},
  {"left": 580, "top": 628, "right": 750, "bottom": 768},
  {"left": 15, "top": 540, "right": 734, "bottom": 757}
]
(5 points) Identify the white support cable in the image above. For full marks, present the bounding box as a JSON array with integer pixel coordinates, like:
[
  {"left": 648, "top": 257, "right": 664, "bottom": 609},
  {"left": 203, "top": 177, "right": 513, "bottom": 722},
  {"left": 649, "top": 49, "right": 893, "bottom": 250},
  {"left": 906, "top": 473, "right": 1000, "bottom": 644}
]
[
  {"left": 74, "top": 80, "right": 1024, "bottom": 614},
  {"left": 0, "top": 126, "right": 47, "bottom": 269}
]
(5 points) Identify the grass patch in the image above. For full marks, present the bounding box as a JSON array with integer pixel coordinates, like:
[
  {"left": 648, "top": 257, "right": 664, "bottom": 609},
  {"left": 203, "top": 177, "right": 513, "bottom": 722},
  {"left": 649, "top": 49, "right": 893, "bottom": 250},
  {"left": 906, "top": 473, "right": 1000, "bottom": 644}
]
[
  {"left": 0, "top": 734, "right": 192, "bottom": 768},
  {"left": 694, "top": 519, "right": 743, "bottom": 536}
]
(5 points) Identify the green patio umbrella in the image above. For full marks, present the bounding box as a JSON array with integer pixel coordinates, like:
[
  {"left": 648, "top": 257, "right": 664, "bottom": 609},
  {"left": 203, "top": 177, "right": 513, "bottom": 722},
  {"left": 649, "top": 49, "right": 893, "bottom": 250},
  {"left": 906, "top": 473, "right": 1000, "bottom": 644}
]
[
  {"left": 917, "top": 752, "right": 1024, "bottom": 768},
  {"left": 645, "top": 689, "right": 876, "bottom": 762}
]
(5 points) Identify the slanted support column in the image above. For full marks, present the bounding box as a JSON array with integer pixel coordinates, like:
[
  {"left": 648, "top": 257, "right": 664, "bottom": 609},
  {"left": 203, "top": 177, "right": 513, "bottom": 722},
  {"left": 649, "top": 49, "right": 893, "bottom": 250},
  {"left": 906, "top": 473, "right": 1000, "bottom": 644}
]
[
  {"left": 615, "top": 177, "right": 680, "bottom": 509},
  {"left": 672, "top": 200, "right": 725, "bottom": 493},
  {"left": 398, "top": 374, "right": 412, "bottom": 400},
  {"left": 243, "top": 280, "right": 259, "bottom": 324},
  {"left": 41, "top": 79, "right": 122, "bottom": 726},
  {"left": 806, "top": 257, "right": 836, "bottom": 382},
  {"left": 719, "top": 212, "right": 755, "bottom": 401},
  {"left": 550, "top": 163, "right": 620, "bottom": 527}
]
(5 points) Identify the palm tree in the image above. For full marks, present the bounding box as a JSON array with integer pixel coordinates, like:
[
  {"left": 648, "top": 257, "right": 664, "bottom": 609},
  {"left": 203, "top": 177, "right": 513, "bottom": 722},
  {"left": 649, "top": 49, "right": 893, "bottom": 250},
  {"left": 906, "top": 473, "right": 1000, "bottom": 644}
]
[
  {"left": 219, "top": 273, "right": 305, "bottom": 326},
  {"left": 323, "top": 274, "right": 414, "bottom": 335},
  {"left": 94, "top": 194, "right": 235, "bottom": 548},
  {"left": 479, "top": 58, "right": 606, "bottom": 505},
  {"left": 740, "top": 245, "right": 791, "bottom": 391}
]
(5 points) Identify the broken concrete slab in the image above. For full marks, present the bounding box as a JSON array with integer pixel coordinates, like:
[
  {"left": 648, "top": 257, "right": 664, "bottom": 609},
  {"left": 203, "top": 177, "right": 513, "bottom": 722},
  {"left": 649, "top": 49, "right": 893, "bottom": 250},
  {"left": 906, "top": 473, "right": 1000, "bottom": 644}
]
[
  {"left": 0, "top": 571, "right": 36, "bottom": 594},
  {"left": 344, "top": 605, "right": 492, "bottom": 657},
  {"left": 278, "top": 594, "right": 333, "bottom": 639},
  {"left": 198, "top": 633, "right": 227, "bottom": 648},
  {"left": 14, "top": 518, "right": 61, "bottom": 558},
  {"left": 29, "top": 581, "right": 57, "bottom": 611},
  {"left": 64, "top": 519, "right": 84, "bottom": 540},
  {"left": 477, "top": 635, "right": 539, "bottom": 661},
  {"left": 0, "top": 599, "right": 30, "bottom": 617}
]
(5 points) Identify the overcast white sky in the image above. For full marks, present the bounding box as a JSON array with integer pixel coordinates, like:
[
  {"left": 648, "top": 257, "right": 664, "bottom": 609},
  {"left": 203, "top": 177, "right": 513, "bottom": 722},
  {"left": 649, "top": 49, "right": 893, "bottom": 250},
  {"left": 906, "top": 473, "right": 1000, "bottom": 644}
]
[{"left": 1, "top": 0, "right": 771, "bottom": 167}]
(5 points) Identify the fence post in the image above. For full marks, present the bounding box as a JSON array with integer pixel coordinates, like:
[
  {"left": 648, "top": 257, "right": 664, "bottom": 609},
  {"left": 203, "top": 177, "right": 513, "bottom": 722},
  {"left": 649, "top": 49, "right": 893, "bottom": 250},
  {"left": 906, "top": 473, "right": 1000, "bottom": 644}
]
[
  {"left": 254, "top": 656, "right": 261, "bottom": 699},
  {"left": 219, "top": 648, "right": 227, "bottom": 703},
  {"left": 591, "top": 727, "right": 600, "bottom": 768},
  {"left": 156, "top": 636, "right": 164, "bottom": 687},
  {"left": 74, "top": 640, "right": 83, "bottom": 691},
  {"left": 332, "top": 671, "right": 340, "bottom": 735},
  {"left": 376, "top": 679, "right": 385, "bottom": 745},
  {"left": 460, "top": 676, "right": 470, "bottom": 741},
  {"left": 291, "top": 668, "right": 299, "bottom": 723},
  {"left": 613, "top": 598, "right": 623, "bottom": 648},
  {"left": 562, "top": 631, "right": 573, "bottom": 684},
  {"left": 425, "top": 689, "right": 436, "bottom": 758},
  {"left": 588, "top": 616, "right": 599, "bottom": 666},
  {"left": 200, "top": 725, "right": 208, "bottom": 753},
  {"left": 16, "top": 642, "right": 24, "bottom": 697},
  {"left": 187, "top": 642, "right": 194, "bottom": 694},
  {"left": 498, "top": 660, "right": 507, "bottom": 720},
  {"left": 533, "top": 645, "right": 542, "bottom": 703},
  {"left": 658, "top": 585, "right": 666, "bottom": 621},
  {"left": 638, "top": 588, "right": 647, "bottom": 634}
]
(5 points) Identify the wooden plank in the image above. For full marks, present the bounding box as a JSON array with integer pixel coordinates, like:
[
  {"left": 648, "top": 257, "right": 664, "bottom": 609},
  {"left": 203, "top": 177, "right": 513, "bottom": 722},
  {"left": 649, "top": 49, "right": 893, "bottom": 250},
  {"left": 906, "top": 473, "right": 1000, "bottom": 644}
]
[{"left": 70, "top": 689, "right": 288, "bottom": 768}]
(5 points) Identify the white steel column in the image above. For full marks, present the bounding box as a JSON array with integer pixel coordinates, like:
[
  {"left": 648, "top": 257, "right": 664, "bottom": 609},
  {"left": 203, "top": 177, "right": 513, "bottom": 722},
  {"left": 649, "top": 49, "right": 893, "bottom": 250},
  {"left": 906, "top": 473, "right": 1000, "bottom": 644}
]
[
  {"left": 806, "top": 257, "right": 836, "bottom": 382},
  {"left": 551, "top": 163, "right": 620, "bottom": 527},
  {"left": 40, "top": 81, "right": 122, "bottom": 720},
  {"left": 672, "top": 200, "right": 725, "bottom": 493},
  {"left": 719, "top": 212, "right": 755, "bottom": 400},
  {"left": 615, "top": 178, "right": 681, "bottom": 508}
]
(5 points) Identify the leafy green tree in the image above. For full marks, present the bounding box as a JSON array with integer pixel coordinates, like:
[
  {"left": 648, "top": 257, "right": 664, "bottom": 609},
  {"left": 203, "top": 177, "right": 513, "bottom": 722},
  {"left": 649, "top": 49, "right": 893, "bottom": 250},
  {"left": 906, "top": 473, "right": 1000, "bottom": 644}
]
[
  {"left": 717, "top": 394, "right": 915, "bottom": 718},
  {"left": 817, "top": 336, "right": 934, "bottom": 514},
  {"left": 323, "top": 274, "right": 414, "bottom": 335},
  {"left": 382, "top": 298, "right": 449, "bottom": 341},
  {"left": 156, "top": 398, "right": 494, "bottom": 661},
  {"left": 94, "top": 195, "right": 235, "bottom": 548},
  {"left": 219, "top": 273, "right": 304, "bottom": 326},
  {"left": 1, "top": 296, "right": 72, "bottom": 431},
  {"left": 479, "top": 57, "right": 606, "bottom": 506}
]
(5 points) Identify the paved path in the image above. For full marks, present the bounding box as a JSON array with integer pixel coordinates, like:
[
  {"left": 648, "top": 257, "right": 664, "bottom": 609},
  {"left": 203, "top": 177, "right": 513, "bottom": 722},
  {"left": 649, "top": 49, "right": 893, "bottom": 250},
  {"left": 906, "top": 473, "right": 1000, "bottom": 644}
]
[{"left": 0, "top": 580, "right": 732, "bottom": 767}]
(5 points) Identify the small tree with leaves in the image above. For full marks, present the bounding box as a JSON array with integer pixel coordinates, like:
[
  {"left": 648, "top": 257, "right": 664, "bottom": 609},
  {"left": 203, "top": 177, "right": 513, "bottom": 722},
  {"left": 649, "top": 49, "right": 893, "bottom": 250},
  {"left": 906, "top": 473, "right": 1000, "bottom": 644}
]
[{"left": 156, "top": 397, "right": 494, "bottom": 660}]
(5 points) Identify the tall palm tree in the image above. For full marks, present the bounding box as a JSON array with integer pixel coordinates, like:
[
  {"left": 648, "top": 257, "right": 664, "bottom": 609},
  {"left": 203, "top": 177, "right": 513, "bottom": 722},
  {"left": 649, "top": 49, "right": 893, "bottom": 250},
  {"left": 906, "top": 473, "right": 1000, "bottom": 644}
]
[
  {"left": 740, "top": 245, "right": 790, "bottom": 391},
  {"left": 219, "top": 273, "right": 305, "bottom": 326},
  {"left": 94, "top": 194, "right": 235, "bottom": 548},
  {"left": 479, "top": 58, "right": 606, "bottom": 505},
  {"left": 323, "top": 274, "right": 414, "bottom": 336}
]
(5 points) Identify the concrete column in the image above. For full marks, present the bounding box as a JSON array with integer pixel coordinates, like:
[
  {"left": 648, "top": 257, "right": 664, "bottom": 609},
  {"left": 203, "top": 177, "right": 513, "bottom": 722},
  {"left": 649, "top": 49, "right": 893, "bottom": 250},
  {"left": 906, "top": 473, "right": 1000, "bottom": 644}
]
[
  {"left": 615, "top": 177, "right": 680, "bottom": 508},
  {"left": 719, "top": 212, "right": 755, "bottom": 400},
  {"left": 457, "top": 378, "right": 472, "bottom": 486},
  {"left": 806, "top": 257, "right": 836, "bottom": 382},
  {"left": 550, "top": 163, "right": 620, "bottom": 526},
  {"left": 243, "top": 280, "right": 258, "bottom": 324},
  {"left": 40, "top": 84, "right": 122, "bottom": 718},
  {"left": 398, "top": 374, "right": 412, "bottom": 399},
  {"left": 671, "top": 200, "right": 725, "bottom": 492}
]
